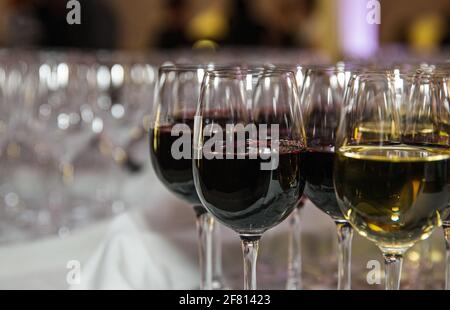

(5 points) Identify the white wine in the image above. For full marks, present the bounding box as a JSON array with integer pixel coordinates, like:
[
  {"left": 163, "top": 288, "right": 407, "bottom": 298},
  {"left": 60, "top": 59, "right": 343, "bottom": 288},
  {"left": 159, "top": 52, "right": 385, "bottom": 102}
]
[{"left": 335, "top": 144, "right": 450, "bottom": 253}]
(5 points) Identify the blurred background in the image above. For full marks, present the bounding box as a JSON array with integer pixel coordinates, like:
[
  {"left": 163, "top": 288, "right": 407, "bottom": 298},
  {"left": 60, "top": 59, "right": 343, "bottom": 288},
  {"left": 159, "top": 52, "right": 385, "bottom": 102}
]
[
  {"left": 0, "top": 0, "right": 449, "bottom": 58},
  {"left": 0, "top": 0, "right": 448, "bottom": 290}
]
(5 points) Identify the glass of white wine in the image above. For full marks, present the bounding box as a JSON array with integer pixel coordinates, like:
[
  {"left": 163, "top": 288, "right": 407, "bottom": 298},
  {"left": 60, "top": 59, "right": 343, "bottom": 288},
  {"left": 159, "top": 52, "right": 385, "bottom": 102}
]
[{"left": 334, "top": 72, "right": 450, "bottom": 290}]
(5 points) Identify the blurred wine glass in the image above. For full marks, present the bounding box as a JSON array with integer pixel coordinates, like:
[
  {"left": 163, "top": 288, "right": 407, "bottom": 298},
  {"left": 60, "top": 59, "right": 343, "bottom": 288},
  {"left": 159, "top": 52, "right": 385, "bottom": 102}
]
[
  {"left": 92, "top": 52, "right": 158, "bottom": 173},
  {"left": 300, "top": 64, "right": 355, "bottom": 290},
  {"left": 263, "top": 63, "right": 308, "bottom": 290},
  {"left": 149, "top": 64, "right": 229, "bottom": 290},
  {"left": 0, "top": 50, "right": 141, "bottom": 241}
]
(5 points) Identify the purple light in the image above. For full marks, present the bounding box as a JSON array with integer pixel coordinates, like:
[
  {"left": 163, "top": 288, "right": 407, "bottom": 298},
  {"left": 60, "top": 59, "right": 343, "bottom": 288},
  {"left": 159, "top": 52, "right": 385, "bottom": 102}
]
[{"left": 338, "top": 0, "right": 379, "bottom": 58}]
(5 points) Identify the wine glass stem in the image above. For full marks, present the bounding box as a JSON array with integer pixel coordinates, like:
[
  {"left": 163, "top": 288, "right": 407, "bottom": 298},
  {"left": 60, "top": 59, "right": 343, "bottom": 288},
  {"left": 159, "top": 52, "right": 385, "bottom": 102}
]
[
  {"left": 444, "top": 224, "right": 450, "bottom": 290},
  {"left": 383, "top": 253, "right": 403, "bottom": 290},
  {"left": 286, "top": 206, "right": 302, "bottom": 290},
  {"left": 195, "top": 206, "right": 214, "bottom": 290},
  {"left": 335, "top": 221, "right": 353, "bottom": 290},
  {"left": 241, "top": 235, "right": 260, "bottom": 290},
  {"left": 212, "top": 222, "right": 225, "bottom": 289}
]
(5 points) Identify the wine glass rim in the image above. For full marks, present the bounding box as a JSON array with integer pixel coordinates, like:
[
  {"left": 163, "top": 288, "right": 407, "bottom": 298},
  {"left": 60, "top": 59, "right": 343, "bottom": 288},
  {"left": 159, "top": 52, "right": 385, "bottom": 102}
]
[
  {"left": 159, "top": 63, "right": 244, "bottom": 72},
  {"left": 264, "top": 63, "right": 303, "bottom": 70},
  {"left": 240, "top": 66, "right": 299, "bottom": 76},
  {"left": 304, "top": 63, "right": 363, "bottom": 74},
  {"left": 159, "top": 63, "right": 206, "bottom": 73},
  {"left": 353, "top": 70, "right": 450, "bottom": 77},
  {"left": 305, "top": 64, "right": 339, "bottom": 71},
  {"left": 211, "top": 69, "right": 298, "bottom": 77},
  {"left": 253, "top": 69, "right": 298, "bottom": 78}
]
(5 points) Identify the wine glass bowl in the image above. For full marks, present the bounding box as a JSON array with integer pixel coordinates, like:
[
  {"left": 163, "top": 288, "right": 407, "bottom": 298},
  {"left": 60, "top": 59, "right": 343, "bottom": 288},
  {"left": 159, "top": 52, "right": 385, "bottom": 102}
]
[
  {"left": 300, "top": 67, "right": 347, "bottom": 219},
  {"left": 150, "top": 65, "right": 205, "bottom": 205},
  {"left": 194, "top": 69, "right": 304, "bottom": 235}
]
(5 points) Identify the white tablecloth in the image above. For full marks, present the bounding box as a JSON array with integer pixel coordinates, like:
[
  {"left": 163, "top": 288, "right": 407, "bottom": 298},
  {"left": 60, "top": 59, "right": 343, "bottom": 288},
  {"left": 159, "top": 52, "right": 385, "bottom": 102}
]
[{"left": 0, "top": 166, "right": 445, "bottom": 289}]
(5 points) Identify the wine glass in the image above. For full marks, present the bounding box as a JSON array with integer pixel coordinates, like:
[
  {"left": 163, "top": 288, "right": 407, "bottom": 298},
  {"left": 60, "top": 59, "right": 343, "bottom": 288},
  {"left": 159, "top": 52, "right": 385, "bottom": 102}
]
[
  {"left": 300, "top": 65, "right": 355, "bottom": 290},
  {"left": 373, "top": 65, "right": 441, "bottom": 288},
  {"left": 193, "top": 68, "right": 305, "bottom": 289},
  {"left": 334, "top": 72, "right": 450, "bottom": 290},
  {"left": 264, "top": 64, "right": 308, "bottom": 290},
  {"left": 0, "top": 52, "right": 57, "bottom": 237},
  {"left": 149, "top": 64, "right": 226, "bottom": 290},
  {"left": 92, "top": 52, "right": 158, "bottom": 172},
  {"left": 432, "top": 69, "right": 450, "bottom": 290},
  {"left": 33, "top": 52, "right": 113, "bottom": 227}
]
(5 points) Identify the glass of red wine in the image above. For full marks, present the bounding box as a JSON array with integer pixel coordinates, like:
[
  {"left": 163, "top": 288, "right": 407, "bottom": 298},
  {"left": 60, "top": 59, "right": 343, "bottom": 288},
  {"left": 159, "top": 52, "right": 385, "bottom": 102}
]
[
  {"left": 149, "top": 64, "right": 226, "bottom": 290},
  {"left": 265, "top": 64, "right": 308, "bottom": 290},
  {"left": 299, "top": 65, "right": 355, "bottom": 289},
  {"left": 193, "top": 68, "right": 306, "bottom": 289}
]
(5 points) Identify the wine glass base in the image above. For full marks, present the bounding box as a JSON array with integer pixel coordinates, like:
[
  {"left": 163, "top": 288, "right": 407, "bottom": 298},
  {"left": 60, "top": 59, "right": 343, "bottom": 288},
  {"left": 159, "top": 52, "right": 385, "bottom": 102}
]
[{"left": 212, "top": 279, "right": 230, "bottom": 290}]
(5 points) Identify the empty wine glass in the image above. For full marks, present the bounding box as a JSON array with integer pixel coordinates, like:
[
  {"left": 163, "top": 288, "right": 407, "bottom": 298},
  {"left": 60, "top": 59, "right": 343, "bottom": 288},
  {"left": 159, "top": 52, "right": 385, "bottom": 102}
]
[
  {"left": 33, "top": 53, "right": 109, "bottom": 225},
  {"left": 0, "top": 50, "right": 157, "bottom": 242},
  {"left": 0, "top": 52, "right": 57, "bottom": 237},
  {"left": 92, "top": 52, "right": 158, "bottom": 172}
]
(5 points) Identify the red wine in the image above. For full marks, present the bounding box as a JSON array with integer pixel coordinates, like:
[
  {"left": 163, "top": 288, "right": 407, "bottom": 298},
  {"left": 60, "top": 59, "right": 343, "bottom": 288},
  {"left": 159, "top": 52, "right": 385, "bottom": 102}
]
[
  {"left": 302, "top": 104, "right": 343, "bottom": 220},
  {"left": 150, "top": 124, "right": 201, "bottom": 205},
  {"left": 300, "top": 148, "right": 343, "bottom": 221},
  {"left": 194, "top": 140, "right": 305, "bottom": 235}
]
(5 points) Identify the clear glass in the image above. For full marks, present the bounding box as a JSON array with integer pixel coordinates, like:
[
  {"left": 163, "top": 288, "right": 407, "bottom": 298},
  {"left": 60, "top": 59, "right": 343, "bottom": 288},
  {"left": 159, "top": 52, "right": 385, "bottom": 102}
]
[
  {"left": 32, "top": 53, "right": 108, "bottom": 228},
  {"left": 241, "top": 235, "right": 260, "bottom": 290},
  {"left": 193, "top": 68, "right": 305, "bottom": 289},
  {"left": 0, "top": 50, "right": 132, "bottom": 240},
  {"left": 149, "top": 65, "right": 225, "bottom": 290},
  {"left": 335, "top": 221, "right": 353, "bottom": 290},
  {"left": 299, "top": 66, "right": 355, "bottom": 289},
  {"left": 384, "top": 253, "right": 403, "bottom": 290},
  {"left": 194, "top": 206, "right": 214, "bottom": 289},
  {"left": 212, "top": 221, "right": 226, "bottom": 289},
  {"left": 92, "top": 52, "right": 158, "bottom": 172},
  {"left": 334, "top": 72, "right": 450, "bottom": 290},
  {"left": 286, "top": 200, "right": 304, "bottom": 290}
]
